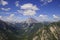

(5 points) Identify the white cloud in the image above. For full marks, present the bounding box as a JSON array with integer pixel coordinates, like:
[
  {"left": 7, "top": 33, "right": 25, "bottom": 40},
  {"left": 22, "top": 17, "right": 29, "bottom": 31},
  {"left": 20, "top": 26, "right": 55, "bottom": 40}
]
[
  {"left": 7, "top": 14, "right": 15, "bottom": 21},
  {"left": 53, "top": 14, "right": 59, "bottom": 19},
  {"left": 41, "top": 0, "right": 52, "bottom": 3},
  {"left": 23, "top": 10, "right": 36, "bottom": 16},
  {"left": 39, "top": 14, "right": 48, "bottom": 19},
  {"left": 17, "top": 10, "right": 23, "bottom": 13},
  {"left": 53, "top": 14, "right": 60, "bottom": 21},
  {"left": 20, "top": 3, "right": 39, "bottom": 16},
  {"left": 0, "top": 16, "right": 2, "bottom": 19},
  {"left": 9, "top": 14, "right": 14, "bottom": 18},
  {"left": 40, "top": 0, "right": 53, "bottom": 5},
  {"left": 15, "top": 1, "right": 19, "bottom": 7},
  {"left": 6, "top": 14, "right": 23, "bottom": 22},
  {"left": 36, "top": 14, "right": 49, "bottom": 22},
  {"left": 1, "top": 0, "right": 8, "bottom": 6},
  {"left": 1, "top": 8, "right": 10, "bottom": 11},
  {"left": 21, "top": 3, "right": 39, "bottom": 10}
]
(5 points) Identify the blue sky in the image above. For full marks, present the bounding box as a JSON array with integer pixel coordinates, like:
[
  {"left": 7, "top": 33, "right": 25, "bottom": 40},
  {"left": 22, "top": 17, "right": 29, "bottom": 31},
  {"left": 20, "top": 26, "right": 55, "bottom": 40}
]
[{"left": 0, "top": 0, "right": 60, "bottom": 22}]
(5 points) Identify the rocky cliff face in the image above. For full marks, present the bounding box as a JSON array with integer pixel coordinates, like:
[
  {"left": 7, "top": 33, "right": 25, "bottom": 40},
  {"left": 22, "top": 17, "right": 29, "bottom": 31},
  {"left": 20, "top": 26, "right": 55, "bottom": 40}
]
[{"left": 33, "top": 24, "right": 60, "bottom": 40}]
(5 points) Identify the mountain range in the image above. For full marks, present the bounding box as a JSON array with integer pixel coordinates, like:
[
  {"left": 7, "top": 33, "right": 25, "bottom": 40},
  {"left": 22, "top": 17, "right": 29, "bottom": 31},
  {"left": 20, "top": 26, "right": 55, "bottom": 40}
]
[{"left": 0, "top": 18, "right": 60, "bottom": 40}]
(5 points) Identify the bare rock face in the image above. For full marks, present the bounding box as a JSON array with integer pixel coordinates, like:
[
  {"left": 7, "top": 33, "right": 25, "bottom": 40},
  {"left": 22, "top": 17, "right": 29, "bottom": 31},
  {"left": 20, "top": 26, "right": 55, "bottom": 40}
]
[
  {"left": 49, "top": 25, "right": 60, "bottom": 40},
  {"left": 33, "top": 25, "right": 60, "bottom": 40}
]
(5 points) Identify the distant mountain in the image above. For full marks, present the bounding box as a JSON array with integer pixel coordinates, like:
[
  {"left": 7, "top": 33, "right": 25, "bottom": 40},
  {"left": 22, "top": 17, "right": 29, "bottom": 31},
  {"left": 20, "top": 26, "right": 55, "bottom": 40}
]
[
  {"left": 26, "top": 18, "right": 38, "bottom": 23},
  {"left": 21, "top": 18, "right": 38, "bottom": 24},
  {"left": 0, "top": 20, "right": 60, "bottom": 40},
  {"left": 0, "top": 20, "right": 42, "bottom": 40},
  {"left": 0, "top": 20, "right": 24, "bottom": 40}
]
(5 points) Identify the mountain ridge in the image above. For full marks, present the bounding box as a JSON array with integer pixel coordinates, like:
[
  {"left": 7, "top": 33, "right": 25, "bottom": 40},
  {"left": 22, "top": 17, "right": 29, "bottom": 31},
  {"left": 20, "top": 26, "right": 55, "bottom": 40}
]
[{"left": 0, "top": 20, "right": 60, "bottom": 40}]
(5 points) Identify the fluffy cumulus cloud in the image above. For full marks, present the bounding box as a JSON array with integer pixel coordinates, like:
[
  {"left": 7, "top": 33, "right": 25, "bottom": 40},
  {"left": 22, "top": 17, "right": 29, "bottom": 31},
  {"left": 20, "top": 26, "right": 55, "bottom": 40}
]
[
  {"left": 39, "top": 14, "right": 48, "bottom": 19},
  {"left": 15, "top": 1, "right": 19, "bottom": 7},
  {"left": 23, "top": 10, "right": 36, "bottom": 16},
  {"left": 7, "top": 14, "right": 15, "bottom": 21},
  {"left": 40, "top": 0, "right": 53, "bottom": 5},
  {"left": 53, "top": 14, "right": 60, "bottom": 21},
  {"left": 19, "top": 3, "right": 39, "bottom": 16},
  {"left": 21, "top": 3, "right": 39, "bottom": 10},
  {"left": 1, "top": 8, "right": 10, "bottom": 11},
  {"left": 0, "top": 0, "right": 8, "bottom": 6},
  {"left": 0, "top": 16, "right": 2, "bottom": 19},
  {"left": 53, "top": 14, "right": 59, "bottom": 19},
  {"left": 36, "top": 14, "right": 48, "bottom": 22}
]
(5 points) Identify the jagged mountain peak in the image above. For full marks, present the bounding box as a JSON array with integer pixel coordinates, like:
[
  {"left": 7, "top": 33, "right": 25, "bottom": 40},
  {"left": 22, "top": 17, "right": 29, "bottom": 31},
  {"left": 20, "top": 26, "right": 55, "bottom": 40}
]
[{"left": 25, "top": 18, "right": 38, "bottom": 23}]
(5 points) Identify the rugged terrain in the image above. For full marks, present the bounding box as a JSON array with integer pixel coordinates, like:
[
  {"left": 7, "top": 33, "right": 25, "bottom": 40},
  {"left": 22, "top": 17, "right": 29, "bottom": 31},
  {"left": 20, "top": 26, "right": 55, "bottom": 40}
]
[{"left": 0, "top": 19, "right": 60, "bottom": 40}]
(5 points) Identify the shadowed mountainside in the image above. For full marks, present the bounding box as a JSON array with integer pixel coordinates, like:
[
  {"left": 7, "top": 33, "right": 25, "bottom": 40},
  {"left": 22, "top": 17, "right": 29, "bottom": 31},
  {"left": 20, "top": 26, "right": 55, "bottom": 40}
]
[{"left": 0, "top": 20, "right": 60, "bottom": 40}]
